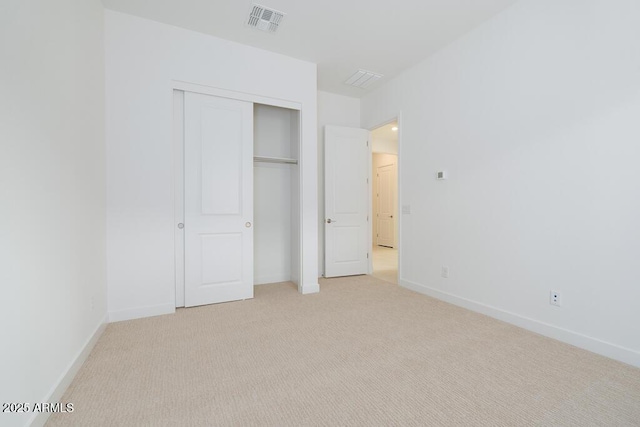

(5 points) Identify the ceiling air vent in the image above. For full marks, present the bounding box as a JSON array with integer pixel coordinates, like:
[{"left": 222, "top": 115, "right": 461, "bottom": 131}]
[
  {"left": 247, "top": 4, "right": 285, "bottom": 33},
  {"left": 344, "top": 69, "right": 383, "bottom": 89}
]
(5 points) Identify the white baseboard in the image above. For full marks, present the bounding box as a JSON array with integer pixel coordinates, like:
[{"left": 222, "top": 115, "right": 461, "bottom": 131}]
[
  {"left": 108, "top": 303, "right": 175, "bottom": 322},
  {"left": 400, "top": 278, "right": 640, "bottom": 368},
  {"left": 301, "top": 282, "right": 320, "bottom": 294},
  {"left": 29, "top": 315, "right": 108, "bottom": 427},
  {"left": 254, "top": 275, "right": 292, "bottom": 285}
]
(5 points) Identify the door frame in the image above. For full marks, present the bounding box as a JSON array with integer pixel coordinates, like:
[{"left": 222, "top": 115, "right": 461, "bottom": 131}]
[
  {"left": 368, "top": 113, "right": 402, "bottom": 279},
  {"left": 172, "top": 81, "right": 303, "bottom": 307}
]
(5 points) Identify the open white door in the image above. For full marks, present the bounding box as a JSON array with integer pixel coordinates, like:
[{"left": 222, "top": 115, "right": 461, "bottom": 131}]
[
  {"left": 376, "top": 164, "right": 395, "bottom": 247},
  {"left": 184, "top": 92, "right": 253, "bottom": 307},
  {"left": 324, "top": 125, "right": 370, "bottom": 278}
]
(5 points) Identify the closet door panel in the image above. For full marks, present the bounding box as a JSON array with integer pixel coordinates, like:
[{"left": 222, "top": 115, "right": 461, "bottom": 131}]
[{"left": 184, "top": 92, "right": 254, "bottom": 307}]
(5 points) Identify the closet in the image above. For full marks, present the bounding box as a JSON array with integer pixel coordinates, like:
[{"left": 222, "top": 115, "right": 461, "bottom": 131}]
[
  {"left": 174, "top": 90, "right": 301, "bottom": 308},
  {"left": 253, "top": 104, "right": 300, "bottom": 286}
]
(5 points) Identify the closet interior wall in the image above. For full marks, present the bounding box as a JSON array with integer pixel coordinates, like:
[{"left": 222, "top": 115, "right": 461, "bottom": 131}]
[{"left": 253, "top": 104, "right": 300, "bottom": 285}]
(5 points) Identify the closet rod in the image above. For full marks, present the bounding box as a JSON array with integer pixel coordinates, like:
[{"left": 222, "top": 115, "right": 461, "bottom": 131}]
[{"left": 253, "top": 156, "right": 298, "bottom": 165}]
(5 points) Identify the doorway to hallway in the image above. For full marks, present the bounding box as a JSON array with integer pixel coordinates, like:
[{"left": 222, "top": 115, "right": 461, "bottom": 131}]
[{"left": 370, "top": 121, "right": 399, "bottom": 284}]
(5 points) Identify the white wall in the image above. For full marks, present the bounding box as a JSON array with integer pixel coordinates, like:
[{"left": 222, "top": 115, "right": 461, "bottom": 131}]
[
  {"left": 105, "top": 10, "right": 318, "bottom": 321},
  {"left": 317, "top": 91, "right": 361, "bottom": 276},
  {"left": 362, "top": 0, "right": 640, "bottom": 367},
  {"left": 0, "top": 1, "right": 107, "bottom": 426},
  {"left": 372, "top": 137, "right": 398, "bottom": 155},
  {"left": 254, "top": 104, "right": 296, "bottom": 285}
]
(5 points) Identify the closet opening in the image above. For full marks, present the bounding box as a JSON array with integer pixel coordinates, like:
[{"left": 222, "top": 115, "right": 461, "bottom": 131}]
[{"left": 253, "top": 103, "right": 301, "bottom": 288}]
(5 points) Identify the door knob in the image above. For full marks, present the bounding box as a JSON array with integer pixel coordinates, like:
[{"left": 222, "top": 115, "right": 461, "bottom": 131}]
[
  {"left": 245, "top": 222, "right": 252, "bottom": 228},
  {"left": 177, "top": 223, "right": 184, "bottom": 229},
  {"left": 326, "top": 218, "right": 337, "bottom": 224},
  {"left": 390, "top": 215, "right": 393, "bottom": 218}
]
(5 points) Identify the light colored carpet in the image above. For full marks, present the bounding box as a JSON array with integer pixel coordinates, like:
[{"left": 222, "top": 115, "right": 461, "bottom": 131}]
[{"left": 48, "top": 276, "right": 640, "bottom": 426}]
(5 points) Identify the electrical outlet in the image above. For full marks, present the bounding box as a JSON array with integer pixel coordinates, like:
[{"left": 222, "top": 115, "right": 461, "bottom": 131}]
[
  {"left": 550, "top": 291, "right": 561, "bottom": 307},
  {"left": 441, "top": 266, "right": 449, "bottom": 278}
]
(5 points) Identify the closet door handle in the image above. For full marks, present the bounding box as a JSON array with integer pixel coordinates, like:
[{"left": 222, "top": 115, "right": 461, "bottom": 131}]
[
  {"left": 326, "top": 218, "right": 337, "bottom": 224},
  {"left": 245, "top": 222, "right": 252, "bottom": 228}
]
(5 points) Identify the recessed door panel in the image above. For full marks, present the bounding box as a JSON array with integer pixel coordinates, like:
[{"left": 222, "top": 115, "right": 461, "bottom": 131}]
[
  {"left": 200, "top": 233, "right": 243, "bottom": 285},
  {"left": 201, "top": 106, "right": 243, "bottom": 215},
  {"left": 333, "top": 225, "right": 363, "bottom": 264},
  {"left": 334, "top": 137, "right": 362, "bottom": 215}
]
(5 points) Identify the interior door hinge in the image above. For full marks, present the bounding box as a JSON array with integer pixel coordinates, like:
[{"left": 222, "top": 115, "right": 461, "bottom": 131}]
[
  {"left": 367, "top": 252, "right": 369, "bottom": 258},
  {"left": 366, "top": 140, "right": 369, "bottom": 147}
]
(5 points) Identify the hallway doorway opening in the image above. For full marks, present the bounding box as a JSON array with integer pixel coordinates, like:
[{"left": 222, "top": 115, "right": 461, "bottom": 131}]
[{"left": 370, "top": 121, "right": 398, "bottom": 284}]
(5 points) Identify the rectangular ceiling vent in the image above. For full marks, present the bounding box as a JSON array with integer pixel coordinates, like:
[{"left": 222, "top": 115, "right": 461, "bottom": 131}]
[
  {"left": 247, "top": 4, "right": 285, "bottom": 33},
  {"left": 344, "top": 69, "right": 383, "bottom": 89}
]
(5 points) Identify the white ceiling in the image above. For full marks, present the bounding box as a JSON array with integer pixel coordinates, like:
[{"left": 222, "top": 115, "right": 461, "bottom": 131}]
[{"left": 101, "top": 0, "right": 518, "bottom": 98}]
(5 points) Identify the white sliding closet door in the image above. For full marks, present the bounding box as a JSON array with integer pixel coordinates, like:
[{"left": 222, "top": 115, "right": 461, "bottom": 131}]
[{"left": 184, "top": 92, "right": 254, "bottom": 307}]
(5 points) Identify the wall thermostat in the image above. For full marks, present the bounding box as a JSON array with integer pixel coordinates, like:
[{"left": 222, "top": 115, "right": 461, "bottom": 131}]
[{"left": 436, "top": 171, "right": 447, "bottom": 180}]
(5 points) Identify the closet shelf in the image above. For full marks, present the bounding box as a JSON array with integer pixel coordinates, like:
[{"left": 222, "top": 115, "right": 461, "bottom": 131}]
[{"left": 253, "top": 156, "right": 298, "bottom": 165}]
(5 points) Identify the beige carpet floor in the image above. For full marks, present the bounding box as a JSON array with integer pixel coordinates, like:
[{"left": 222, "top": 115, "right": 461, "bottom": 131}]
[{"left": 48, "top": 276, "right": 640, "bottom": 426}]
